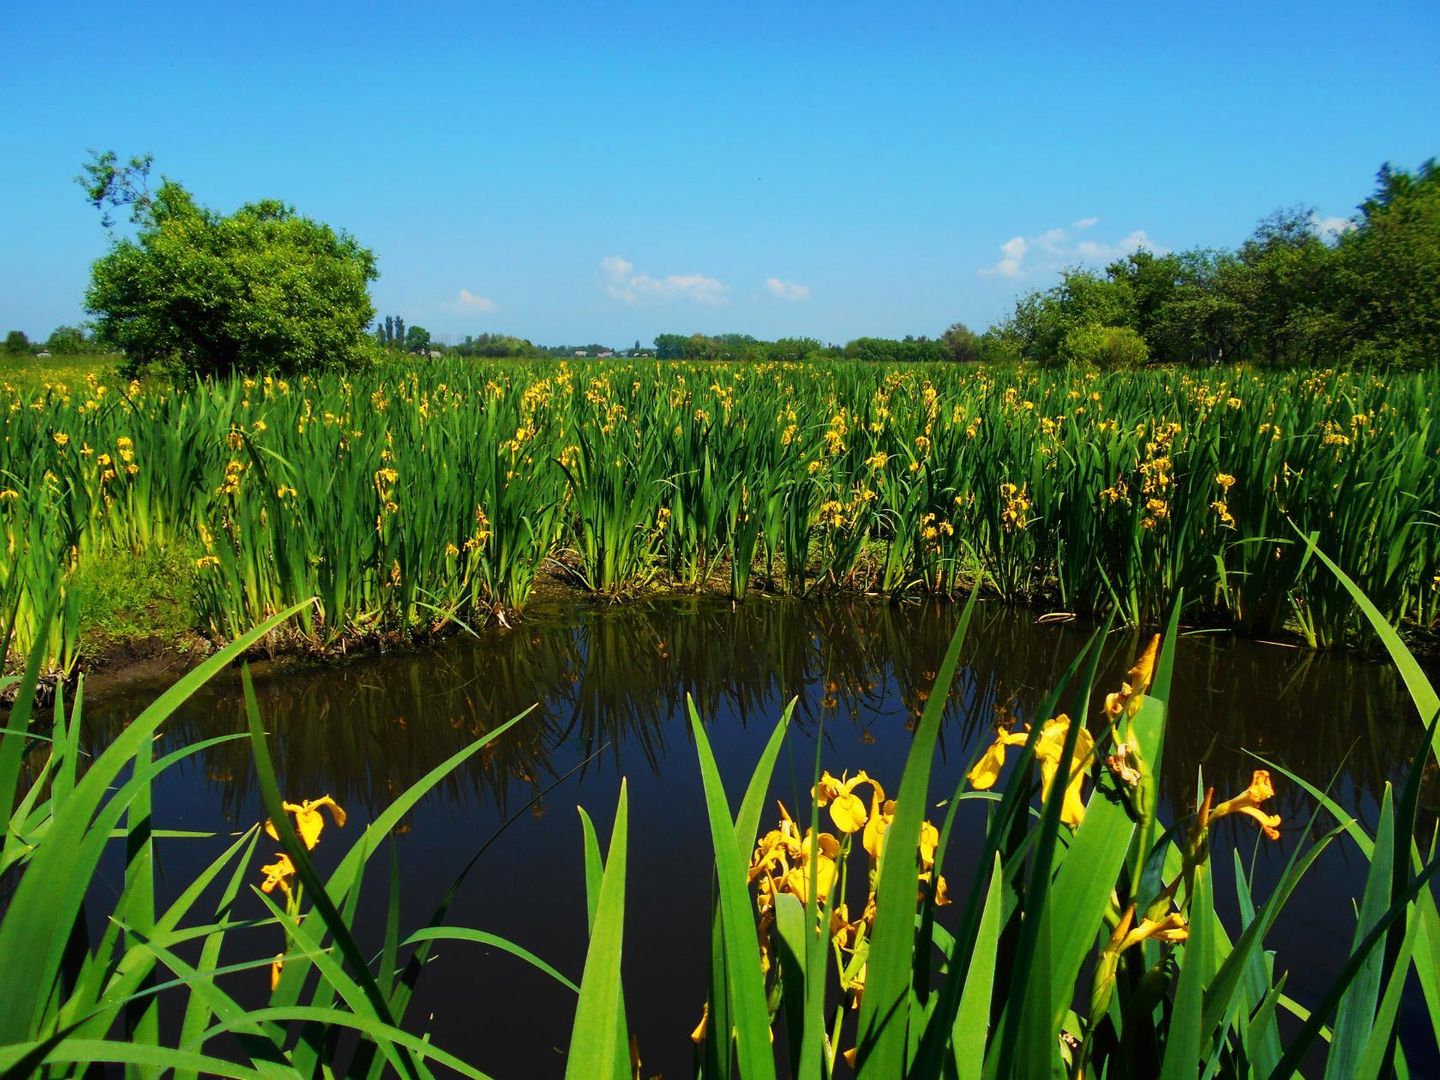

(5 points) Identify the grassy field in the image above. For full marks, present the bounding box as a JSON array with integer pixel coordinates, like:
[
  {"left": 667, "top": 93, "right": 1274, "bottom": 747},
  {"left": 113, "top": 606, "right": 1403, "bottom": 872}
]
[{"left": 2, "top": 356, "right": 1437, "bottom": 674}]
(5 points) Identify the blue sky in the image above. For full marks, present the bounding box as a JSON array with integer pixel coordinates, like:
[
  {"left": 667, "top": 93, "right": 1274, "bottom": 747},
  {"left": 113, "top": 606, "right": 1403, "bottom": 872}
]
[{"left": 4, "top": 1, "right": 1437, "bottom": 347}]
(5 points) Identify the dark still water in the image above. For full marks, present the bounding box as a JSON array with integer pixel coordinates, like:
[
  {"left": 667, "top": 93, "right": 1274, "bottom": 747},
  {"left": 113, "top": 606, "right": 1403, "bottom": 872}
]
[{"left": 85, "top": 596, "right": 1438, "bottom": 1077}]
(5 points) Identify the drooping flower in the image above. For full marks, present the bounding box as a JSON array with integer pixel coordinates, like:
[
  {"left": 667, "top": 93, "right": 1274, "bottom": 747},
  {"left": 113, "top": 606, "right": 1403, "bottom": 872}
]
[
  {"left": 259, "top": 853, "right": 296, "bottom": 897},
  {"left": 1210, "top": 770, "right": 1282, "bottom": 840},
  {"left": 1033, "top": 715, "right": 1096, "bottom": 828},
  {"left": 967, "top": 716, "right": 1094, "bottom": 827},
  {"left": 862, "top": 789, "right": 895, "bottom": 860},
  {"left": 965, "top": 728, "right": 1031, "bottom": 789},
  {"left": 1104, "top": 634, "right": 1161, "bottom": 720}
]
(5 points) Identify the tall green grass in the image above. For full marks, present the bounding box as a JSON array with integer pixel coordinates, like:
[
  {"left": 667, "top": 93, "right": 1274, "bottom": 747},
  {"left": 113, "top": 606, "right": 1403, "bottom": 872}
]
[
  {"left": 573, "top": 571, "right": 1440, "bottom": 1077},
  {"left": 3, "top": 361, "right": 1437, "bottom": 674},
  {"left": 1, "top": 556, "right": 1437, "bottom": 1073}
]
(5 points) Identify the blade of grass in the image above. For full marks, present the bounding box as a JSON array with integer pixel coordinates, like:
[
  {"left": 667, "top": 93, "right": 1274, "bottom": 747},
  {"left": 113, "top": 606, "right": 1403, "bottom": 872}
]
[
  {"left": 856, "top": 582, "right": 979, "bottom": 1073},
  {"left": 564, "top": 780, "right": 629, "bottom": 1080}
]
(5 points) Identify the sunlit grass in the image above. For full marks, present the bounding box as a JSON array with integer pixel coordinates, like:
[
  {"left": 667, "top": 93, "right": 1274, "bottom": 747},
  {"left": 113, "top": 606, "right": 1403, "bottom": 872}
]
[{"left": 3, "top": 358, "right": 1437, "bottom": 674}]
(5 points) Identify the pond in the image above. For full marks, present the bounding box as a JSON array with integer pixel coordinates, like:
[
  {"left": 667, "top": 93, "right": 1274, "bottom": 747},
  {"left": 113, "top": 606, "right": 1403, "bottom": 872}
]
[{"left": 85, "top": 596, "right": 1438, "bottom": 1077}]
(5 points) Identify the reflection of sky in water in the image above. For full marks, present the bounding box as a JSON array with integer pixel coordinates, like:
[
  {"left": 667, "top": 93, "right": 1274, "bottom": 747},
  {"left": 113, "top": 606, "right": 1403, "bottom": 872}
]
[{"left": 84, "top": 597, "right": 1437, "bottom": 1077}]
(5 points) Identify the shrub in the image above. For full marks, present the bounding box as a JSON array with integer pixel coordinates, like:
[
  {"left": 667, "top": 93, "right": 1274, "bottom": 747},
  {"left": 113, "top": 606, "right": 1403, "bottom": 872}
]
[{"left": 1060, "top": 322, "right": 1150, "bottom": 368}]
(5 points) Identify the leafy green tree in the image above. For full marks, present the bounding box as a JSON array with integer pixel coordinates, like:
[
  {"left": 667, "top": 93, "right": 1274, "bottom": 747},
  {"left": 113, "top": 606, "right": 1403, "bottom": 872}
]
[
  {"left": 81, "top": 152, "right": 378, "bottom": 376},
  {"left": 1231, "top": 206, "right": 1340, "bottom": 365},
  {"left": 769, "top": 337, "right": 829, "bottom": 363},
  {"left": 941, "top": 321, "right": 980, "bottom": 363},
  {"left": 843, "top": 336, "right": 948, "bottom": 363},
  {"left": 653, "top": 333, "right": 687, "bottom": 360},
  {"left": 1336, "top": 158, "right": 1440, "bottom": 364},
  {"left": 3, "top": 330, "right": 31, "bottom": 356},
  {"left": 45, "top": 325, "right": 94, "bottom": 354},
  {"left": 404, "top": 325, "right": 432, "bottom": 353},
  {"left": 1006, "top": 269, "right": 1136, "bottom": 363},
  {"left": 1058, "top": 323, "right": 1149, "bottom": 368}
]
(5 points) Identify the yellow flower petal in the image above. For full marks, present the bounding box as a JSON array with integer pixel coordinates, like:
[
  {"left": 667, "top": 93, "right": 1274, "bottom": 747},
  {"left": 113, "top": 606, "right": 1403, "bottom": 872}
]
[
  {"left": 1212, "top": 770, "right": 1282, "bottom": 840},
  {"left": 829, "top": 790, "right": 868, "bottom": 833},
  {"left": 919, "top": 821, "right": 939, "bottom": 870},
  {"left": 293, "top": 807, "right": 326, "bottom": 849},
  {"left": 966, "top": 738, "right": 1008, "bottom": 789},
  {"left": 863, "top": 795, "right": 894, "bottom": 860}
]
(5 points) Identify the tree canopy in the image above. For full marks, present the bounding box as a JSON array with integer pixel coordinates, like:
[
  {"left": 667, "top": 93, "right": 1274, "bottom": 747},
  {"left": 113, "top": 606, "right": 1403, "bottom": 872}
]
[
  {"left": 81, "top": 152, "right": 378, "bottom": 376},
  {"left": 988, "top": 157, "right": 1439, "bottom": 367}
]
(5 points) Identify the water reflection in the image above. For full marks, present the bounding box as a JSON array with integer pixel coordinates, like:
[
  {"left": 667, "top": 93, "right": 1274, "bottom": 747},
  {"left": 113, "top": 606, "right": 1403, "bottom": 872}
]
[
  {"left": 81, "top": 597, "right": 1435, "bottom": 1076},
  {"left": 88, "top": 597, "right": 1424, "bottom": 822}
]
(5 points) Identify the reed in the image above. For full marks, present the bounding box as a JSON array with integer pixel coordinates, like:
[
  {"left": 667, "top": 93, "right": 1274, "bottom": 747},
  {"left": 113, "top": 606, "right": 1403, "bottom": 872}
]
[{"left": 3, "top": 361, "right": 1436, "bottom": 673}]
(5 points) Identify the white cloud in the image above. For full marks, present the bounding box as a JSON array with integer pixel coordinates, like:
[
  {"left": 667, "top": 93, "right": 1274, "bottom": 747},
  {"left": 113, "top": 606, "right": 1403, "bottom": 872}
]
[
  {"left": 981, "top": 222, "right": 1161, "bottom": 278},
  {"left": 764, "top": 277, "right": 811, "bottom": 301},
  {"left": 1074, "top": 229, "right": 1155, "bottom": 261},
  {"left": 1311, "top": 214, "right": 1356, "bottom": 239},
  {"left": 601, "top": 255, "right": 729, "bottom": 305},
  {"left": 454, "top": 288, "right": 498, "bottom": 312},
  {"left": 980, "top": 236, "right": 1029, "bottom": 278},
  {"left": 1035, "top": 227, "right": 1069, "bottom": 252}
]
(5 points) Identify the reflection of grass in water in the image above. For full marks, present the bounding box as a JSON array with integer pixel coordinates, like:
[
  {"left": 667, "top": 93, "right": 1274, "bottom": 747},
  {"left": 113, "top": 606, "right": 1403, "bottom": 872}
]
[
  {"left": 6, "top": 568, "right": 1439, "bottom": 1073},
  {"left": 81, "top": 597, "right": 1421, "bottom": 835}
]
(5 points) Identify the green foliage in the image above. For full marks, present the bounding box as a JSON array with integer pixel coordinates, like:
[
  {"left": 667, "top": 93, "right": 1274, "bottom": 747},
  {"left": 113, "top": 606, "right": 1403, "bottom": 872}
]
[
  {"left": 843, "top": 335, "right": 948, "bottom": 364},
  {"left": 0, "top": 599, "right": 543, "bottom": 1077},
  {"left": 81, "top": 151, "right": 379, "bottom": 377},
  {"left": 3, "top": 330, "right": 31, "bottom": 356},
  {"left": 70, "top": 543, "right": 200, "bottom": 652},
  {"left": 1340, "top": 158, "right": 1440, "bottom": 364},
  {"left": 5, "top": 359, "right": 1439, "bottom": 672},
  {"left": 44, "top": 325, "right": 99, "bottom": 355},
  {"left": 677, "top": 577, "right": 1440, "bottom": 1077},
  {"left": 453, "top": 332, "right": 540, "bottom": 358},
  {"left": 999, "top": 155, "right": 1440, "bottom": 367},
  {"left": 1059, "top": 323, "right": 1150, "bottom": 368},
  {"left": 1, "top": 552, "right": 1436, "bottom": 1075},
  {"left": 942, "top": 321, "right": 981, "bottom": 363}
]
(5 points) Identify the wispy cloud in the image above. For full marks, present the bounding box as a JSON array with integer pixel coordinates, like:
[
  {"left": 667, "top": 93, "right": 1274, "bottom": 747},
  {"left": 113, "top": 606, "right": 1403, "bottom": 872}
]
[
  {"left": 1075, "top": 230, "right": 1155, "bottom": 261},
  {"left": 601, "top": 255, "right": 729, "bottom": 305},
  {"left": 764, "top": 277, "right": 811, "bottom": 302},
  {"left": 453, "top": 288, "right": 498, "bottom": 312},
  {"left": 981, "top": 220, "right": 1160, "bottom": 278}
]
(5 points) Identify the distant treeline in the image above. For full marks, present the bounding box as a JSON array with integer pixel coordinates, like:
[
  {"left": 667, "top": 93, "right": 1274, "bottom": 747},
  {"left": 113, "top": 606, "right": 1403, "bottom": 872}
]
[
  {"left": 14, "top": 158, "right": 1432, "bottom": 371},
  {"left": 989, "top": 158, "right": 1439, "bottom": 368},
  {"left": 650, "top": 332, "right": 974, "bottom": 364}
]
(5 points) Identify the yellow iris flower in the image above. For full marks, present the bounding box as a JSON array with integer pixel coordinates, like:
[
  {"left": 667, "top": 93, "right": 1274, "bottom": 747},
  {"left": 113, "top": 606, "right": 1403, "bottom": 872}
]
[
  {"left": 965, "top": 730, "right": 1030, "bottom": 789},
  {"left": 259, "top": 853, "right": 296, "bottom": 897},
  {"left": 813, "top": 770, "right": 880, "bottom": 834},
  {"left": 749, "top": 801, "right": 841, "bottom": 909},
  {"left": 1034, "top": 716, "right": 1097, "bottom": 828},
  {"left": 862, "top": 789, "right": 895, "bottom": 860},
  {"left": 967, "top": 715, "right": 1095, "bottom": 827},
  {"left": 264, "top": 794, "right": 347, "bottom": 850},
  {"left": 1104, "top": 634, "right": 1161, "bottom": 720},
  {"left": 1210, "top": 769, "right": 1282, "bottom": 840}
]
